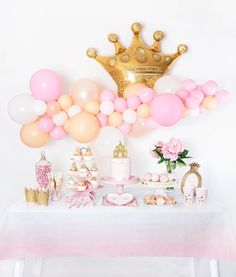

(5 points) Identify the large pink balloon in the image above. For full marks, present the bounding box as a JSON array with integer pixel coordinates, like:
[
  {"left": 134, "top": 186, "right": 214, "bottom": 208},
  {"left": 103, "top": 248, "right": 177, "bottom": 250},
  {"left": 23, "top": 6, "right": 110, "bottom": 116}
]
[
  {"left": 30, "top": 69, "right": 62, "bottom": 103},
  {"left": 150, "top": 94, "right": 184, "bottom": 126},
  {"left": 70, "top": 79, "right": 101, "bottom": 108}
]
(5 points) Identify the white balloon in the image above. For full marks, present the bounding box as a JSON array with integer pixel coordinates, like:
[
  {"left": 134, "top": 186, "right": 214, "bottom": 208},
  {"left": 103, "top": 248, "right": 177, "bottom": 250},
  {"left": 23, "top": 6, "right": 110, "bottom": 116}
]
[
  {"left": 8, "top": 94, "right": 38, "bottom": 124},
  {"left": 33, "top": 100, "right": 47, "bottom": 115},
  {"left": 154, "top": 75, "right": 181, "bottom": 94},
  {"left": 67, "top": 105, "right": 81, "bottom": 118},
  {"left": 100, "top": 100, "right": 114, "bottom": 115},
  {"left": 92, "top": 126, "right": 125, "bottom": 157},
  {"left": 52, "top": 111, "right": 68, "bottom": 126},
  {"left": 123, "top": 109, "right": 137, "bottom": 124},
  {"left": 189, "top": 108, "right": 200, "bottom": 117}
]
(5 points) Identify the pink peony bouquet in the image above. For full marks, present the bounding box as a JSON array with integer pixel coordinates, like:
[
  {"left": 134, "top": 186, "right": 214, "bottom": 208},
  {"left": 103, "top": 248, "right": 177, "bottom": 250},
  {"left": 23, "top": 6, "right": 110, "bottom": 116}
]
[{"left": 151, "top": 138, "right": 191, "bottom": 174}]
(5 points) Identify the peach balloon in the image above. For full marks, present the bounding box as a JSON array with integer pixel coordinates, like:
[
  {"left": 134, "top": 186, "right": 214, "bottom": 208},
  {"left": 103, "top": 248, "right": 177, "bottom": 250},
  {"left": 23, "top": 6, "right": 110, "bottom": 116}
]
[
  {"left": 137, "top": 104, "right": 150, "bottom": 118},
  {"left": 202, "top": 96, "right": 218, "bottom": 110},
  {"left": 123, "top": 83, "right": 147, "bottom": 99},
  {"left": 109, "top": 112, "right": 123, "bottom": 127},
  {"left": 63, "top": 119, "right": 71, "bottom": 133},
  {"left": 70, "top": 79, "right": 100, "bottom": 108},
  {"left": 128, "top": 120, "right": 147, "bottom": 137},
  {"left": 20, "top": 121, "right": 50, "bottom": 148},
  {"left": 183, "top": 107, "right": 189, "bottom": 118},
  {"left": 58, "top": 94, "right": 73, "bottom": 110},
  {"left": 47, "top": 101, "right": 61, "bottom": 116},
  {"left": 68, "top": 111, "right": 100, "bottom": 143},
  {"left": 84, "top": 100, "right": 100, "bottom": 115}
]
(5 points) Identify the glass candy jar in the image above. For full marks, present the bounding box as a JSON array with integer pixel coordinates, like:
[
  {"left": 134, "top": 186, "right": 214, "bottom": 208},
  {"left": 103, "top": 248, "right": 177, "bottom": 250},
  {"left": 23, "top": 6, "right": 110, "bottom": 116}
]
[{"left": 35, "top": 152, "right": 52, "bottom": 188}]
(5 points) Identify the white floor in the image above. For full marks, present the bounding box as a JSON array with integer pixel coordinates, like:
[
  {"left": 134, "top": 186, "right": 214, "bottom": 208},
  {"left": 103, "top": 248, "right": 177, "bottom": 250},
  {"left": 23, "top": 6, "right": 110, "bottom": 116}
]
[{"left": 0, "top": 257, "right": 236, "bottom": 277}]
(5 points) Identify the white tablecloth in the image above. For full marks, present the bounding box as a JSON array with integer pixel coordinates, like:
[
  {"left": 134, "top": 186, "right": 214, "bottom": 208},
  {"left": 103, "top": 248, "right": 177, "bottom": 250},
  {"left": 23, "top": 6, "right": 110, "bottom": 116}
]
[{"left": 0, "top": 186, "right": 236, "bottom": 260}]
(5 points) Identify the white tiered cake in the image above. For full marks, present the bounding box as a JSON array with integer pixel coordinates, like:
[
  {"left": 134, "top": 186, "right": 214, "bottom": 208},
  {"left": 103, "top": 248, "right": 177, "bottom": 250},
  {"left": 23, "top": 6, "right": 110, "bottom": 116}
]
[{"left": 110, "top": 141, "right": 131, "bottom": 181}]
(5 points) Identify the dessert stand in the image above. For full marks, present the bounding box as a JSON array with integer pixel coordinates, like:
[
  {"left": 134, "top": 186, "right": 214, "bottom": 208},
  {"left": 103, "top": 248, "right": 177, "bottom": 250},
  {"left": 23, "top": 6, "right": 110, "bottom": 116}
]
[
  {"left": 66, "top": 146, "right": 102, "bottom": 208},
  {"left": 101, "top": 176, "right": 140, "bottom": 207}
]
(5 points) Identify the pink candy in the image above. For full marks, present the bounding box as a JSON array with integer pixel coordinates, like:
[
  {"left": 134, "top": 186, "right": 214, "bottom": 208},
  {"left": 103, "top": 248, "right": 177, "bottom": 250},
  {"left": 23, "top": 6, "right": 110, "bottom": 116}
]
[{"left": 35, "top": 164, "right": 51, "bottom": 188}]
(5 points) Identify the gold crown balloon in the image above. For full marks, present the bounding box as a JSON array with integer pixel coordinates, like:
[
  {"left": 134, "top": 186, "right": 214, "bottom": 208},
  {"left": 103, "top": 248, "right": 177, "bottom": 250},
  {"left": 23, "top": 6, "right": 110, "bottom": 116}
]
[{"left": 87, "top": 22, "right": 188, "bottom": 97}]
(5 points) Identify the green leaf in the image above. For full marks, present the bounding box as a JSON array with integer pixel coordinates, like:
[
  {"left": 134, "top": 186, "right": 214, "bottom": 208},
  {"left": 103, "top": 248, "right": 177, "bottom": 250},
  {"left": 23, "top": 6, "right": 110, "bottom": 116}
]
[
  {"left": 179, "top": 149, "right": 188, "bottom": 158},
  {"left": 177, "top": 160, "right": 187, "bottom": 167},
  {"left": 158, "top": 158, "right": 165, "bottom": 164}
]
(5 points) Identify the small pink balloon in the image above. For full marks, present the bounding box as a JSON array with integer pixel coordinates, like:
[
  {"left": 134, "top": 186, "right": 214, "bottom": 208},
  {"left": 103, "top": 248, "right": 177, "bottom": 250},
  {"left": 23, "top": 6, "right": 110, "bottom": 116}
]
[
  {"left": 127, "top": 95, "right": 141, "bottom": 110},
  {"left": 114, "top": 97, "right": 127, "bottom": 112},
  {"left": 202, "top": 80, "right": 218, "bottom": 96},
  {"left": 47, "top": 101, "right": 61, "bottom": 116},
  {"left": 139, "top": 87, "right": 154, "bottom": 103},
  {"left": 144, "top": 117, "right": 159, "bottom": 130},
  {"left": 185, "top": 96, "right": 200, "bottom": 109},
  {"left": 150, "top": 94, "right": 184, "bottom": 126},
  {"left": 181, "top": 79, "right": 197, "bottom": 91},
  {"left": 119, "top": 122, "right": 131, "bottom": 134},
  {"left": 215, "top": 90, "right": 229, "bottom": 104},
  {"left": 38, "top": 117, "right": 55, "bottom": 132},
  {"left": 30, "top": 69, "right": 62, "bottom": 103},
  {"left": 96, "top": 112, "right": 108, "bottom": 127},
  {"left": 175, "top": 89, "right": 189, "bottom": 102},
  {"left": 100, "top": 90, "right": 116, "bottom": 102},
  {"left": 50, "top": 126, "right": 65, "bottom": 140},
  {"left": 190, "top": 89, "right": 205, "bottom": 102}
]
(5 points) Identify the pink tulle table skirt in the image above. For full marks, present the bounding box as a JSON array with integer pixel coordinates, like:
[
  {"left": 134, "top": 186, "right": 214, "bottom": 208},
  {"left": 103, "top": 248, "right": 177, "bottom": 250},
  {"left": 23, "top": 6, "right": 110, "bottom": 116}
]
[{"left": 0, "top": 193, "right": 236, "bottom": 261}]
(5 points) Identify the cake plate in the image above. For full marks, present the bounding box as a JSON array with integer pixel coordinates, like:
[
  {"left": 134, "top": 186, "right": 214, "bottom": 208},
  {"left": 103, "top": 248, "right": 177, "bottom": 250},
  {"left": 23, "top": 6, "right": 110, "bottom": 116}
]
[{"left": 100, "top": 176, "right": 140, "bottom": 207}]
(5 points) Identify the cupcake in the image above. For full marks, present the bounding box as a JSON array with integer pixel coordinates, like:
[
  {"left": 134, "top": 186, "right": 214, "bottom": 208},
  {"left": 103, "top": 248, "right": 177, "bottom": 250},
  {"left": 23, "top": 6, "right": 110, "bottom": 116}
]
[
  {"left": 83, "top": 147, "right": 93, "bottom": 160},
  {"left": 78, "top": 164, "right": 89, "bottom": 177},
  {"left": 90, "top": 163, "right": 99, "bottom": 177}
]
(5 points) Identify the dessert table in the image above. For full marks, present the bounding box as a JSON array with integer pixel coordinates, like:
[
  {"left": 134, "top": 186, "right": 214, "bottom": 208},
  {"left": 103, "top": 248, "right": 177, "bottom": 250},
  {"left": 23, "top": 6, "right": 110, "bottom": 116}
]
[{"left": 0, "top": 187, "right": 236, "bottom": 277}]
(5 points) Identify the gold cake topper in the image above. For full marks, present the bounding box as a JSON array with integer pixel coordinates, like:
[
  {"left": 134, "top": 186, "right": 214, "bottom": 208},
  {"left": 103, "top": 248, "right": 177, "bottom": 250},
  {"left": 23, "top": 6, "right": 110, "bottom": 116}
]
[
  {"left": 87, "top": 22, "right": 188, "bottom": 97},
  {"left": 113, "top": 141, "right": 128, "bottom": 158}
]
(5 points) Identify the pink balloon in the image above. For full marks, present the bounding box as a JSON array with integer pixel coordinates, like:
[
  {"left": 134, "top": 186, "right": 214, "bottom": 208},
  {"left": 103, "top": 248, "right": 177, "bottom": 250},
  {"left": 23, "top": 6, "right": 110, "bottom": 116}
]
[
  {"left": 190, "top": 89, "right": 204, "bottom": 102},
  {"left": 30, "top": 69, "right": 62, "bottom": 103},
  {"left": 202, "top": 80, "right": 218, "bottom": 96},
  {"left": 175, "top": 89, "right": 189, "bottom": 102},
  {"left": 215, "top": 90, "right": 229, "bottom": 104},
  {"left": 144, "top": 117, "right": 159, "bottom": 130},
  {"left": 50, "top": 126, "right": 65, "bottom": 140},
  {"left": 127, "top": 95, "right": 141, "bottom": 110},
  {"left": 139, "top": 88, "right": 154, "bottom": 103},
  {"left": 181, "top": 79, "right": 197, "bottom": 91},
  {"left": 119, "top": 122, "right": 131, "bottom": 134},
  {"left": 114, "top": 97, "right": 127, "bottom": 112},
  {"left": 38, "top": 117, "right": 55, "bottom": 132},
  {"left": 100, "top": 90, "right": 116, "bottom": 102},
  {"left": 150, "top": 94, "right": 184, "bottom": 126},
  {"left": 96, "top": 112, "right": 108, "bottom": 127},
  {"left": 185, "top": 96, "right": 200, "bottom": 109}
]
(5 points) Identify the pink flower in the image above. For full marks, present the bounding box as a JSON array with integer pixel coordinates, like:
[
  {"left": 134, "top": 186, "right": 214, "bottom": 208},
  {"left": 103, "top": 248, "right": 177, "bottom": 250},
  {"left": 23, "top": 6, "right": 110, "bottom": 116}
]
[
  {"left": 167, "top": 138, "right": 183, "bottom": 154},
  {"left": 161, "top": 138, "right": 183, "bottom": 161}
]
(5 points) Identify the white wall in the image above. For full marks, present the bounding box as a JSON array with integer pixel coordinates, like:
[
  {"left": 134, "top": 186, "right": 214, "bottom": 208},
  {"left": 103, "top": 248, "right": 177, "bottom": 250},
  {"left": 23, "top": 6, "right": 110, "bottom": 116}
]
[{"left": 0, "top": 0, "right": 236, "bottom": 276}]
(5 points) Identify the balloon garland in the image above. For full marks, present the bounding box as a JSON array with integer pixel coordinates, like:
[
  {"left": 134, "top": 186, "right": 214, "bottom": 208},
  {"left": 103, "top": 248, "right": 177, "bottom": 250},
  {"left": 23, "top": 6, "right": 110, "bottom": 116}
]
[
  {"left": 8, "top": 23, "right": 230, "bottom": 148},
  {"left": 8, "top": 69, "right": 229, "bottom": 148}
]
